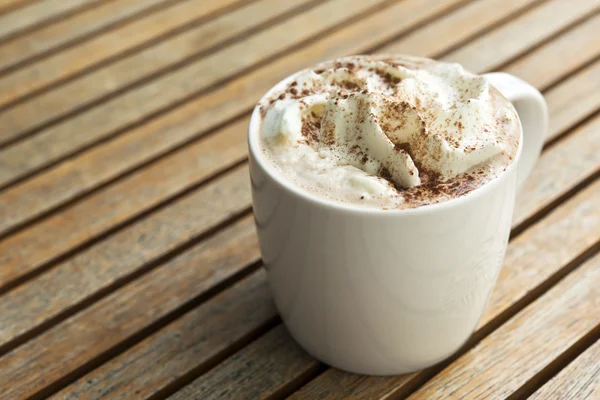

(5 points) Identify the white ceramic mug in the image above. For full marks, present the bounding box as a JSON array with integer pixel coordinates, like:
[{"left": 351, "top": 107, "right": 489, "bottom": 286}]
[{"left": 248, "top": 60, "right": 548, "bottom": 375}]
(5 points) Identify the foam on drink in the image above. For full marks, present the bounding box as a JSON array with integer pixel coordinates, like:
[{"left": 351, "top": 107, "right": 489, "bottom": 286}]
[{"left": 258, "top": 55, "right": 520, "bottom": 209}]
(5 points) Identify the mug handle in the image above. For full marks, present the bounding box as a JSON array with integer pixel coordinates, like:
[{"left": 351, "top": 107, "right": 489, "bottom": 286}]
[{"left": 483, "top": 73, "right": 549, "bottom": 188}]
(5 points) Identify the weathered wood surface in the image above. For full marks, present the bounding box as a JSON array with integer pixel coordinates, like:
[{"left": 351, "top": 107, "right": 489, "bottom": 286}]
[
  {"left": 0, "top": 0, "right": 104, "bottom": 41},
  {"left": 0, "top": 0, "right": 598, "bottom": 398},
  {"left": 529, "top": 338, "right": 600, "bottom": 400},
  {"left": 0, "top": 0, "right": 183, "bottom": 74},
  {"left": 0, "top": 0, "right": 251, "bottom": 109},
  {"left": 408, "top": 248, "right": 600, "bottom": 400}
]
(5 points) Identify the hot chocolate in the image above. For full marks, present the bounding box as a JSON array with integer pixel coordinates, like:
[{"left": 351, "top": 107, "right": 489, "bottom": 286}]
[{"left": 257, "top": 55, "right": 520, "bottom": 209}]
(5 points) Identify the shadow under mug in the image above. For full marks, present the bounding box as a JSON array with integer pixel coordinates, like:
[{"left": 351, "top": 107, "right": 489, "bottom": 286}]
[{"left": 248, "top": 58, "right": 548, "bottom": 375}]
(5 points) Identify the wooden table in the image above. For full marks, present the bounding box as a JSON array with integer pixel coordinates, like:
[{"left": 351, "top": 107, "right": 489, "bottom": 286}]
[{"left": 0, "top": 0, "right": 599, "bottom": 398}]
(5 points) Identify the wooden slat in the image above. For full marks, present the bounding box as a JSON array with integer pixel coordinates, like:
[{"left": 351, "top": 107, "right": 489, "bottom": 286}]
[
  {"left": 408, "top": 247, "right": 600, "bottom": 400},
  {"left": 0, "top": 165, "right": 251, "bottom": 349},
  {"left": 0, "top": 0, "right": 471, "bottom": 247},
  {"left": 545, "top": 60, "right": 600, "bottom": 141},
  {"left": 0, "top": 255, "right": 275, "bottom": 399},
  {"left": 0, "top": 0, "right": 184, "bottom": 74},
  {"left": 1, "top": 12, "right": 598, "bottom": 291},
  {"left": 58, "top": 155, "right": 600, "bottom": 400},
  {"left": 0, "top": 0, "right": 316, "bottom": 145},
  {"left": 0, "top": 0, "right": 102, "bottom": 40},
  {"left": 529, "top": 339, "right": 600, "bottom": 400},
  {"left": 0, "top": 0, "right": 250, "bottom": 110},
  {"left": 0, "top": 0, "right": 29, "bottom": 14},
  {"left": 0, "top": 0, "right": 377, "bottom": 141},
  {"left": 292, "top": 179, "right": 600, "bottom": 399},
  {"left": 440, "top": 0, "right": 600, "bottom": 73},
  {"left": 168, "top": 325, "right": 318, "bottom": 400},
  {"left": 377, "top": 0, "right": 541, "bottom": 57},
  {"left": 513, "top": 116, "right": 600, "bottom": 228},
  {"left": 502, "top": 14, "right": 600, "bottom": 91},
  {"left": 0, "top": 117, "right": 248, "bottom": 287}
]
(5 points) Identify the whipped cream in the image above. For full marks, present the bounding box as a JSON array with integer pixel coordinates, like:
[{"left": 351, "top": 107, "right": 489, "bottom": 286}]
[{"left": 258, "top": 55, "right": 520, "bottom": 208}]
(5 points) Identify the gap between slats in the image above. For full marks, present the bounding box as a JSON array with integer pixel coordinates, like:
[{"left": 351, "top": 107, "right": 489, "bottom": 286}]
[
  {"left": 0, "top": 0, "right": 39, "bottom": 16},
  {"left": 0, "top": 0, "right": 273, "bottom": 115},
  {"left": 0, "top": 0, "right": 257, "bottom": 78},
  {"left": 507, "top": 321, "right": 600, "bottom": 399},
  {"left": 527, "top": 337, "right": 600, "bottom": 399},
  {"left": 0, "top": 157, "right": 248, "bottom": 298},
  {"left": 0, "top": 0, "right": 110, "bottom": 44},
  {"left": 485, "top": 8, "right": 600, "bottom": 74},
  {"left": 0, "top": 0, "right": 332, "bottom": 138}
]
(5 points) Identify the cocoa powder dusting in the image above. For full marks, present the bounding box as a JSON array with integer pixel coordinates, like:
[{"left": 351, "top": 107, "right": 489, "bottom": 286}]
[
  {"left": 399, "top": 170, "right": 480, "bottom": 208},
  {"left": 301, "top": 118, "right": 321, "bottom": 144},
  {"left": 373, "top": 68, "right": 402, "bottom": 88},
  {"left": 258, "top": 55, "right": 520, "bottom": 210}
]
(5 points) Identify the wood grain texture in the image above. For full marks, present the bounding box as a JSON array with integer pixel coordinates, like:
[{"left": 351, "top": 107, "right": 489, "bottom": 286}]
[
  {"left": 168, "top": 325, "right": 318, "bottom": 400},
  {"left": 291, "top": 178, "right": 600, "bottom": 399},
  {"left": 502, "top": 13, "right": 600, "bottom": 91},
  {"left": 0, "top": 0, "right": 313, "bottom": 140},
  {"left": 0, "top": 262, "right": 275, "bottom": 400},
  {"left": 378, "top": 0, "right": 540, "bottom": 57},
  {"left": 0, "top": 165, "right": 251, "bottom": 349},
  {"left": 0, "top": 117, "right": 249, "bottom": 288},
  {"left": 0, "top": 0, "right": 179, "bottom": 73},
  {"left": 2, "top": 23, "right": 598, "bottom": 292},
  {"left": 529, "top": 339, "right": 600, "bottom": 400},
  {"left": 0, "top": 0, "right": 248, "bottom": 110},
  {"left": 545, "top": 59, "right": 600, "bottom": 141},
  {"left": 513, "top": 115, "right": 600, "bottom": 227},
  {"left": 0, "top": 0, "right": 31, "bottom": 15},
  {"left": 441, "top": 0, "right": 600, "bottom": 73},
  {"left": 408, "top": 248, "right": 600, "bottom": 400},
  {"left": 0, "top": 0, "right": 468, "bottom": 238},
  {"left": 0, "top": 0, "right": 29, "bottom": 11},
  {"left": 0, "top": 0, "right": 103, "bottom": 40},
  {"left": 0, "top": 0, "right": 381, "bottom": 147}
]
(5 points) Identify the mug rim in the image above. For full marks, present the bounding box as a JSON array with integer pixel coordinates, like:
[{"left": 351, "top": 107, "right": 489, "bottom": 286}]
[{"left": 248, "top": 55, "right": 523, "bottom": 216}]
